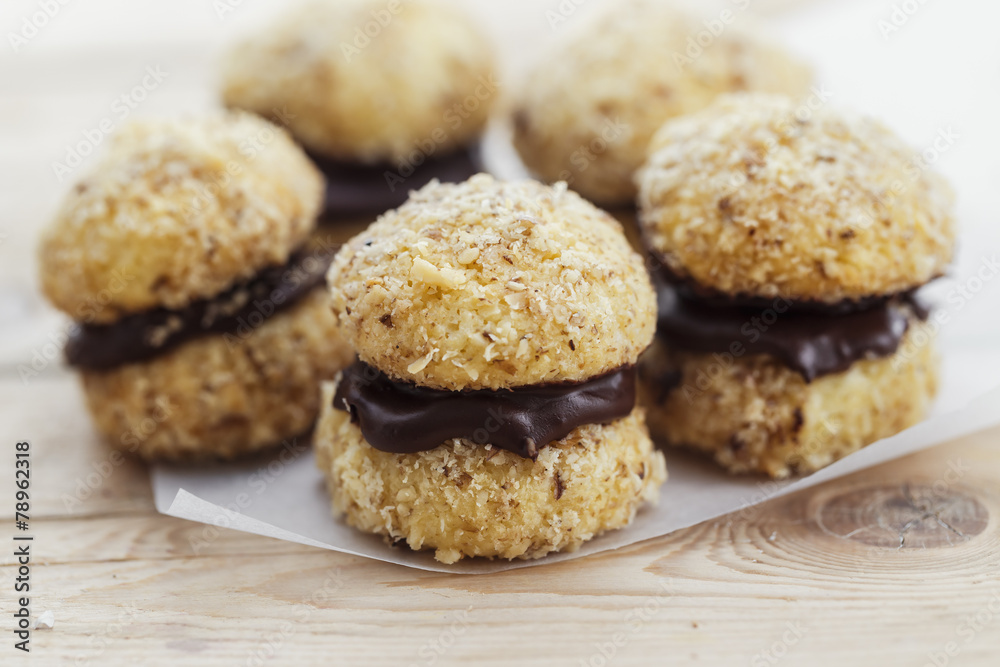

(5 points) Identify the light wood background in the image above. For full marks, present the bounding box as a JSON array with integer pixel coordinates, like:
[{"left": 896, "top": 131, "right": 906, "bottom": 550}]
[{"left": 2, "top": 0, "right": 1000, "bottom": 665}]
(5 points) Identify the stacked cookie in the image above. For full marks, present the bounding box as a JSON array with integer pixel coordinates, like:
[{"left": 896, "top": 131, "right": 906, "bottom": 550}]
[
  {"left": 39, "top": 112, "right": 353, "bottom": 460},
  {"left": 221, "top": 0, "right": 496, "bottom": 232},
  {"left": 316, "top": 175, "right": 666, "bottom": 563},
  {"left": 513, "top": 0, "right": 811, "bottom": 210},
  {"left": 636, "top": 94, "right": 955, "bottom": 478}
]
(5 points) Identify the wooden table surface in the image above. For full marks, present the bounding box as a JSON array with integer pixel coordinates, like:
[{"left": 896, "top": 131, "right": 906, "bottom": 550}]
[
  {"left": 3, "top": 0, "right": 1000, "bottom": 665},
  {"left": 4, "top": 375, "right": 1000, "bottom": 666}
]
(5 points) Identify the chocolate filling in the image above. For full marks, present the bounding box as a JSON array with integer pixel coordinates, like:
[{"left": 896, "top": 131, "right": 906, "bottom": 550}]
[
  {"left": 307, "top": 144, "right": 483, "bottom": 221},
  {"left": 655, "top": 279, "right": 926, "bottom": 382},
  {"left": 333, "top": 360, "right": 637, "bottom": 459},
  {"left": 650, "top": 256, "right": 919, "bottom": 315},
  {"left": 65, "top": 247, "right": 334, "bottom": 370}
]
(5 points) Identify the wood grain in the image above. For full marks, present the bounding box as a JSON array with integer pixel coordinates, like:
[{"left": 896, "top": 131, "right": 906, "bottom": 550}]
[
  {"left": 3, "top": 371, "right": 1000, "bottom": 665},
  {"left": 1, "top": 1, "right": 998, "bottom": 664}
]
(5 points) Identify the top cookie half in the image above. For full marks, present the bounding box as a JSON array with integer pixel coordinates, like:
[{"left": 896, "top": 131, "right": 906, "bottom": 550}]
[
  {"left": 637, "top": 94, "right": 956, "bottom": 304},
  {"left": 512, "top": 0, "right": 811, "bottom": 207},
  {"left": 39, "top": 112, "right": 321, "bottom": 324},
  {"left": 327, "top": 175, "right": 657, "bottom": 391},
  {"left": 220, "top": 0, "right": 496, "bottom": 164}
]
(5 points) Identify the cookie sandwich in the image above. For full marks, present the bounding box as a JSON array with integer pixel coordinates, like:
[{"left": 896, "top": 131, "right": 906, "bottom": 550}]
[
  {"left": 637, "top": 94, "right": 955, "bottom": 478},
  {"left": 512, "top": 0, "right": 811, "bottom": 221},
  {"left": 221, "top": 0, "right": 497, "bottom": 233},
  {"left": 38, "top": 112, "right": 353, "bottom": 461},
  {"left": 316, "top": 174, "right": 667, "bottom": 563}
]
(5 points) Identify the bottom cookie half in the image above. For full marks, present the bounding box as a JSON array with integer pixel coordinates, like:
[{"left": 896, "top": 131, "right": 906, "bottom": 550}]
[
  {"left": 81, "top": 288, "right": 353, "bottom": 461},
  {"left": 315, "top": 382, "right": 667, "bottom": 564},
  {"left": 640, "top": 326, "right": 939, "bottom": 479}
]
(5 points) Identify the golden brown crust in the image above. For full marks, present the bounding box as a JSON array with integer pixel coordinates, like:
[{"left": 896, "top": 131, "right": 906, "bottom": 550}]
[
  {"left": 221, "top": 0, "right": 496, "bottom": 163},
  {"left": 513, "top": 0, "right": 811, "bottom": 206},
  {"left": 638, "top": 94, "right": 956, "bottom": 302},
  {"left": 315, "top": 382, "right": 667, "bottom": 563},
  {"left": 326, "top": 175, "right": 657, "bottom": 391},
  {"left": 639, "top": 326, "right": 939, "bottom": 478},
  {"left": 39, "top": 112, "right": 322, "bottom": 324},
  {"left": 81, "top": 289, "right": 352, "bottom": 461}
]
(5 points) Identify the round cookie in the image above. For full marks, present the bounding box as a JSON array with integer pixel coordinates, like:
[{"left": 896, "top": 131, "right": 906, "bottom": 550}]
[
  {"left": 638, "top": 93, "right": 956, "bottom": 304},
  {"left": 327, "top": 174, "right": 657, "bottom": 391},
  {"left": 640, "top": 324, "right": 938, "bottom": 479},
  {"left": 315, "top": 382, "right": 666, "bottom": 563},
  {"left": 39, "top": 112, "right": 321, "bottom": 324},
  {"left": 220, "top": 0, "right": 496, "bottom": 164},
  {"left": 83, "top": 289, "right": 352, "bottom": 461},
  {"left": 513, "top": 0, "right": 811, "bottom": 206}
]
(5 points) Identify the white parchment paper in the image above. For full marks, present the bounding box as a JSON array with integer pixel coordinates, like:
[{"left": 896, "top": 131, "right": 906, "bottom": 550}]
[
  {"left": 151, "top": 0, "right": 1000, "bottom": 574},
  {"left": 151, "top": 333, "right": 1000, "bottom": 573}
]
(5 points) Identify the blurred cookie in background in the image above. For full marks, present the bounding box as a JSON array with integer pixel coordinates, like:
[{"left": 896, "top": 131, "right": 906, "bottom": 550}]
[
  {"left": 512, "top": 0, "right": 811, "bottom": 230},
  {"left": 221, "top": 0, "right": 498, "bottom": 235},
  {"left": 39, "top": 112, "right": 353, "bottom": 461}
]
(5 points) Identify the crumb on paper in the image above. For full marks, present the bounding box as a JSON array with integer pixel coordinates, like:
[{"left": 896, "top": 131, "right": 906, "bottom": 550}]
[{"left": 35, "top": 610, "right": 55, "bottom": 630}]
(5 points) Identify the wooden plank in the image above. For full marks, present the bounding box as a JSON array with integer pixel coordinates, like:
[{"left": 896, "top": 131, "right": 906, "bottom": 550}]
[
  {"left": 4, "top": 429, "right": 998, "bottom": 665},
  {"left": 0, "top": 375, "right": 155, "bottom": 519}
]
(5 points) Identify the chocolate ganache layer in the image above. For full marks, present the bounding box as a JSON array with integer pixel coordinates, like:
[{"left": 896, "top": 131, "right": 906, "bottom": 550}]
[
  {"left": 307, "top": 144, "right": 483, "bottom": 221},
  {"left": 655, "top": 279, "right": 927, "bottom": 382},
  {"left": 65, "top": 247, "right": 334, "bottom": 371},
  {"left": 333, "top": 360, "right": 638, "bottom": 459},
  {"left": 650, "top": 254, "right": 927, "bottom": 315}
]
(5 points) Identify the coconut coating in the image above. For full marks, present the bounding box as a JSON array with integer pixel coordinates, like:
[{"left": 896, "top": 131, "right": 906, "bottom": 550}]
[
  {"left": 512, "top": 0, "right": 811, "bottom": 206},
  {"left": 39, "top": 112, "right": 322, "bottom": 324},
  {"left": 315, "top": 382, "right": 666, "bottom": 563},
  {"left": 638, "top": 94, "right": 956, "bottom": 303},
  {"left": 327, "top": 175, "right": 657, "bottom": 391},
  {"left": 220, "top": 0, "right": 496, "bottom": 164},
  {"left": 81, "top": 289, "right": 353, "bottom": 461},
  {"left": 639, "top": 325, "right": 938, "bottom": 479}
]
